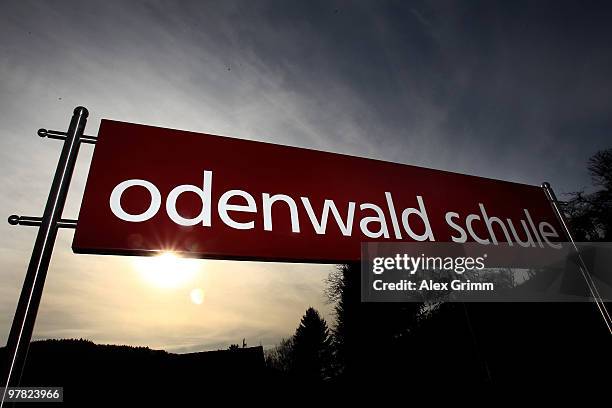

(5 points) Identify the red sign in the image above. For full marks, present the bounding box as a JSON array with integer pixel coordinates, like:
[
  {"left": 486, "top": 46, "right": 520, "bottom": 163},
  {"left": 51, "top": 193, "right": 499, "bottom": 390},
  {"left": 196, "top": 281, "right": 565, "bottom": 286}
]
[{"left": 73, "top": 120, "right": 563, "bottom": 262}]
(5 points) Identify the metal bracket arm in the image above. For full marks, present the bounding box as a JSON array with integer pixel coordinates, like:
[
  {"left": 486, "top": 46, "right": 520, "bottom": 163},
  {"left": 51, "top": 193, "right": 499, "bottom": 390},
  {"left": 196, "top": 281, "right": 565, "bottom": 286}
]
[
  {"left": 38, "top": 128, "right": 97, "bottom": 145},
  {"left": 8, "top": 215, "right": 77, "bottom": 229}
]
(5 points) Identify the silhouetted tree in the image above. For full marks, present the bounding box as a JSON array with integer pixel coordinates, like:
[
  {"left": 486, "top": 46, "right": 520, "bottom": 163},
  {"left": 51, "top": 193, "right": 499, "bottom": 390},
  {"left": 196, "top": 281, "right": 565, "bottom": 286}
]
[
  {"left": 264, "top": 337, "right": 294, "bottom": 373},
  {"left": 326, "top": 263, "right": 422, "bottom": 382},
  {"left": 325, "top": 265, "right": 352, "bottom": 375},
  {"left": 290, "top": 307, "right": 333, "bottom": 381},
  {"left": 563, "top": 148, "right": 612, "bottom": 241}
]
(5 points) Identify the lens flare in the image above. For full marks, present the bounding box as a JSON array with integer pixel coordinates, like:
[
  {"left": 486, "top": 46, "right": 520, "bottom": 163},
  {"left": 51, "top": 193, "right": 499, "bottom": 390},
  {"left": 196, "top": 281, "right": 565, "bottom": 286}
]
[{"left": 190, "top": 288, "right": 205, "bottom": 305}]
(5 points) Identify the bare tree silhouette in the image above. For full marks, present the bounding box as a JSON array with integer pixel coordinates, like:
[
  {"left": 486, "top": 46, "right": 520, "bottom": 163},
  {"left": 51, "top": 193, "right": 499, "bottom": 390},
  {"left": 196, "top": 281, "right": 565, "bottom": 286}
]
[{"left": 563, "top": 148, "right": 612, "bottom": 241}]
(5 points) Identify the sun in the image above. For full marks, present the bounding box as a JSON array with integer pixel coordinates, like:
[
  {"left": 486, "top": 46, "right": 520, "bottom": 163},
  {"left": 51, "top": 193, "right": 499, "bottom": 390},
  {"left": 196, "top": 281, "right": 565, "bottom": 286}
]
[{"left": 132, "top": 252, "right": 200, "bottom": 289}]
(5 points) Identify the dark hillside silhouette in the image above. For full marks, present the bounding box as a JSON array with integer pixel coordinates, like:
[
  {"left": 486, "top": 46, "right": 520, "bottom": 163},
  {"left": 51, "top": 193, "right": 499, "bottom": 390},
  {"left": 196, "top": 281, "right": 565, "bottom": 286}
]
[{"left": 0, "top": 339, "right": 267, "bottom": 405}]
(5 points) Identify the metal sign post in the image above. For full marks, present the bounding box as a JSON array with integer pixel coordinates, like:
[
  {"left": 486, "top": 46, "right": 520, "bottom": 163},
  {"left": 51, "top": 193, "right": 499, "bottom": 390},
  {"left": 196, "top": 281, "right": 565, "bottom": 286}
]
[
  {"left": 542, "top": 182, "right": 612, "bottom": 334},
  {"left": 1, "top": 107, "right": 96, "bottom": 407}
]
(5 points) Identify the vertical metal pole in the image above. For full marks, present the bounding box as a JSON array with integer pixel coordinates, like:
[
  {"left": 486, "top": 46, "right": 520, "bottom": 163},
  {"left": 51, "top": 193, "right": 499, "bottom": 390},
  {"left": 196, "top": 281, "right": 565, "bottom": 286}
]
[
  {"left": 1, "top": 107, "right": 89, "bottom": 404},
  {"left": 542, "top": 182, "right": 612, "bottom": 335}
]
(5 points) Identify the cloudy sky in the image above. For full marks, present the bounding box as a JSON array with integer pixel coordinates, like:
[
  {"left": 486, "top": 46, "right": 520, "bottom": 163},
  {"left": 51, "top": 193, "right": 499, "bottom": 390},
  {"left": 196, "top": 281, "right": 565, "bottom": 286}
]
[{"left": 1, "top": 0, "right": 611, "bottom": 351}]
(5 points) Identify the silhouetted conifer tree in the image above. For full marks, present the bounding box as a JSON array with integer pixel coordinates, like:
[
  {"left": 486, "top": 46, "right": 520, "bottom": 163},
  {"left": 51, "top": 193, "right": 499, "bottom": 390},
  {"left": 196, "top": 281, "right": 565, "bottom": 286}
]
[{"left": 290, "top": 307, "right": 333, "bottom": 381}]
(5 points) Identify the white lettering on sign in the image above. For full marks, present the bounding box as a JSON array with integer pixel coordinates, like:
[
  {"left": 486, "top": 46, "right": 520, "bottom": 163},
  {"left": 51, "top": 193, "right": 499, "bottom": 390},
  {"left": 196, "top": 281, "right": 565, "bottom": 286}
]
[{"left": 108, "top": 170, "right": 561, "bottom": 249}]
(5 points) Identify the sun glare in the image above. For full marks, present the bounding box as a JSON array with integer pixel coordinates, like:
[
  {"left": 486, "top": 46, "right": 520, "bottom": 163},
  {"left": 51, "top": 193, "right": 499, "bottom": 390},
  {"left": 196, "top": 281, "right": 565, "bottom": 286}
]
[{"left": 133, "top": 252, "right": 200, "bottom": 289}]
